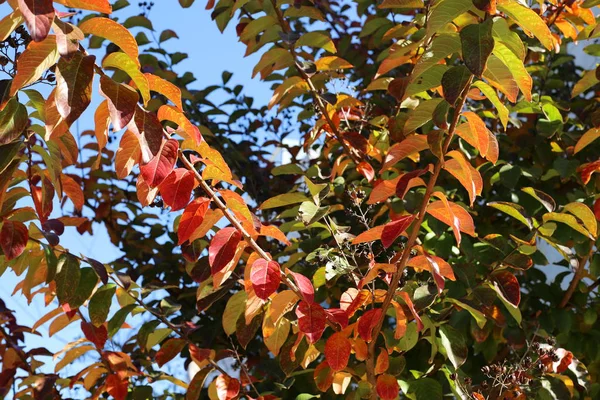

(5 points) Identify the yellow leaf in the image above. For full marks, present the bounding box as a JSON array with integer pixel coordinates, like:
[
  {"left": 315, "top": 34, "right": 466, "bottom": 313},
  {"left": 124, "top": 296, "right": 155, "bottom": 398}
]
[{"left": 79, "top": 17, "right": 139, "bottom": 65}]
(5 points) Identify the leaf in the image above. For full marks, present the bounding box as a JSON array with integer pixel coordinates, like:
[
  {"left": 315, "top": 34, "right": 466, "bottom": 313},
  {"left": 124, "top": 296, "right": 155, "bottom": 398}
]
[
  {"left": 287, "top": 270, "right": 315, "bottom": 304},
  {"left": 10, "top": 35, "right": 59, "bottom": 96},
  {"left": 397, "top": 291, "right": 424, "bottom": 331},
  {"left": 315, "top": 56, "right": 353, "bottom": 71},
  {"left": 129, "top": 106, "right": 164, "bottom": 162},
  {"left": 412, "top": 33, "right": 461, "bottom": 79},
  {"left": 407, "top": 253, "right": 455, "bottom": 282},
  {"left": 178, "top": 197, "right": 210, "bottom": 245},
  {"left": 439, "top": 325, "right": 468, "bottom": 369},
  {"left": 564, "top": 202, "right": 597, "bottom": 238},
  {"left": 483, "top": 55, "right": 519, "bottom": 103},
  {"left": 158, "top": 168, "right": 194, "bottom": 211},
  {"left": 55, "top": 254, "right": 80, "bottom": 305},
  {"left": 222, "top": 291, "right": 246, "bottom": 336},
  {"left": 260, "top": 193, "right": 310, "bottom": 209},
  {"left": 81, "top": 320, "right": 107, "bottom": 349},
  {"left": 215, "top": 375, "right": 240, "bottom": 400},
  {"left": 543, "top": 212, "right": 595, "bottom": 240},
  {"left": 0, "top": 220, "right": 28, "bottom": 260},
  {"left": 115, "top": 129, "right": 141, "bottom": 179},
  {"left": 145, "top": 73, "right": 183, "bottom": 110},
  {"left": 488, "top": 201, "right": 533, "bottom": 229},
  {"left": 405, "top": 377, "right": 443, "bottom": 399},
  {"left": 208, "top": 227, "right": 241, "bottom": 275},
  {"left": 426, "top": 0, "right": 472, "bottom": 39},
  {"left": 358, "top": 308, "right": 382, "bottom": 342},
  {"left": 18, "top": 0, "right": 54, "bottom": 42},
  {"left": 156, "top": 338, "right": 186, "bottom": 367},
  {"left": 521, "top": 187, "right": 555, "bottom": 212},
  {"left": 352, "top": 225, "right": 384, "bottom": 244},
  {"left": 55, "top": 52, "right": 95, "bottom": 125},
  {"left": 395, "top": 167, "right": 429, "bottom": 199},
  {"left": 250, "top": 258, "right": 281, "bottom": 300},
  {"left": 54, "top": 0, "right": 112, "bottom": 13},
  {"left": 264, "top": 316, "right": 290, "bottom": 356},
  {"left": 0, "top": 10, "right": 25, "bottom": 43},
  {"left": 493, "top": 41, "right": 532, "bottom": 101},
  {"left": 99, "top": 75, "right": 139, "bottom": 131},
  {"left": 497, "top": 0, "right": 554, "bottom": 51},
  {"left": 381, "top": 215, "right": 416, "bottom": 248},
  {"left": 572, "top": 69, "right": 598, "bottom": 98},
  {"left": 375, "top": 348, "right": 389, "bottom": 374},
  {"left": 575, "top": 127, "right": 600, "bottom": 154},
  {"left": 443, "top": 150, "right": 482, "bottom": 206},
  {"left": 314, "top": 361, "right": 334, "bottom": 392},
  {"left": 102, "top": 52, "right": 150, "bottom": 105},
  {"left": 140, "top": 139, "right": 178, "bottom": 188},
  {"left": 381, "top": 135, "right": 428, "bottom": 171},
  {"left": 379, "top": 0, "right": 424, "bottom": 8},
  {"left": 427, "top": 199, "right": 476, "bottom": 237},
  {"left": 493, "top": 270, "right": 521, "bottom": 306},
  {"left": 376, "top": 374, "right": 400, "bottom": 400},
  {"left": 404, "top": 98, "right": 444, "bottom": 134},
  {"left": 295, "top": 301, "right": 326, "bottom": 343},
  {"left": 471, "top": 80, "right": 509, "bottom": 130},
  {"left": 325, "top": 332, "right": 351, "bottom": 371},
  {"left": 441, "top": 65, "right": 471, "bottom": 105},
  {"left": 157, "top": 105, "right": 201, "bottom": 144},
  {"left": 0, "top": 98, "right": 28, "bottom": 145},
  {"left": 295, "top": 31, "right": 336, "bottom": 53},
  {"left": 455, "top": 111, "right": 494, "bottom": 161},
  {"left": 460, "top": 19, "right": 494, "bottom": 77},
  {"left": 79, "top": 17, "right": 139, "bottom": 65},
  {"left": 55, "top": 344, "right": 95, "bottom": 372},
  {"left": 88, "top": 284, "right": 116, "bottom": 327}
]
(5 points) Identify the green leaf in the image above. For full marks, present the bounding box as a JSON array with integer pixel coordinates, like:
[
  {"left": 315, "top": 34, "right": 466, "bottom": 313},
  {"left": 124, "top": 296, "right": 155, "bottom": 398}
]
[
  {"left": 404, "top": 98, "right": 444, "bottom": 134},
  {"left": 497, "top": 0, "right": 554, "bottom": 51},
  {"left": 572, "top": 69, "right": 599, "bottom": 98},
  {"left": 260, "top": 193, "right": 311, "bottom": 209},
  {"left": 108, "top": 304, "right": 137, "bottom": 337},
  {"left": 0, "top": 98, "right": 28, "bottom": 145},
  {"left": 68, "top": 268, "right": 98, "bottom": 309},
  {"left": 426, "top": 0, "right": 472, "bottom": 39},
  {"left": 441, "top": 65, "right": 471, "bottom": 105},
  {"left": 406, "top": 64, "right": 447, "bottom": 98},
  {"left": 438, "top": 325, "right": 467, "bottom": 369},
  {"left": 493, "top": 41, "right": 532, "bottom": 101},
  {"left": 55, "top": 254, "right": 81, "bottom": 306},
  {"left": 222, "top": 290, "right": 246, "bottom": 336},
  {"left": 295, "top": 32, "right": 336, "bottom": 53},
  {"left": 472, "top": 80, "right": 509, "bottom": 129},
  {"left": 542, "top": 212, "right": 595, "bottom": 240},
  {"left": 492, "top": 17, "right": 525, "bottom": 60},
  {"left": 272, "top": 163, "right": 304, "bottom": 176},
  {"left": 89, "top": 284, "right": 116, "bottom": 327},
  {"left": 460, "top": 19, "right": 494, "bottom": 78},
  {"left": 488, "top": 201, "right": 533, "bottom": 229},
  {"left": 412, "top": 33, "right": 460, "bottom": 79},
  {"left": 299, "top": 202, "right": 329, "bottom": 225},
  {"left": 483, "top": 54, "right": 519, "bottom": 103},
  {"left": 404, "top": 377, "right": 443, "bottom": 400},
  {"left": 0, "top": 140, "right": 23, "bottom": 175},
  {"left": 146, "top": 328, "right": 172, "bottom": 350},
  {"left": 445, "top": 298, "right": 486, "bottom": 328}
]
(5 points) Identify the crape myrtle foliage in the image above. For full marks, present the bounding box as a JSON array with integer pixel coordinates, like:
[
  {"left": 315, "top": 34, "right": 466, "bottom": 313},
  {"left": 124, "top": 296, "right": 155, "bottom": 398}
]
[{"left": 3, "top": 0, "right": 600, "bottom": 399}]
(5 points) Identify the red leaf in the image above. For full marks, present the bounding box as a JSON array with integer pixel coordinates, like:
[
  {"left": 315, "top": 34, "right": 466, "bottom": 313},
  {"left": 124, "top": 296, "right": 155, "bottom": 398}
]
[
  {"left": 158, "top": 168, "right": 195, "bottom": 211},
  {"left": 18, "top": 0, "right": 55, "bottom": 42},
  {"left": 215, "top": 375, "right": 240, "bottom": 400},
  {"left": 397, "top": 291, "right": 423, "bottom": 331},
  {"left": 81, "top": 320, "right": 107, "bottom": 349},
  {"left": 352, "top": 225, "right": 384, "bottom": 245},
  {"left": 99, "top": 75, "right": 139, "bottom": 131},
  {"left": 156, "top": 338, "right": 186, "bottom": 367},
  {"left": 314, "top": 360, "right": 334, "bottom": 392},
  {"left": 287, "top": 270, "right": 315, "bottom": 303},
  {"left": 395, "top": 168, "right": 429, "bottom": 198},
  {"left": 325, "top": 332, "right": 351, "bottom": 371},
  {"left": 376, "top": 374, "right": 400, "bottom": 400},
  {"left": 357, "top": 308, "right": 382, "bottom": 342},
  {"left": 140, "top": 139, "right": 179, "bottom": 188},
  {"left": 324, "top": 308, "right": 348, "bottom": 329},
  {"left": 579, "top": 159, "right": 600, "bottom": 185},
  {"left": 357, "top": 161, "right": 375, "bottom": 182},
  {"left": 295, "top": 301, "right": 326, "bottom": 344},
  {"left": 381, "top": 135, "right": 428, "bottom": 172},
  {"left": 178, "top": 198, "right": 211, "bottom": 245},
  {"left": 208, "top": 227, "right": 242, "bottom": 275},
  {"left": 189, "top": 344, "right": 213, "bottom": 365},
  {"left": 0, "top": 220, "right": 28, "bottom": 261},
  {"left": 594, "top": 198, "right": 600, "bottom": 221},
  {"left": 493, "top": 270, "right": 521, "bottom": 306},
  {"left": 250, "top": 258, "right": 281, "bottom": 300},
  {"left": 105, "top": 374, "right": 128, "bottom": 400},
  {"left": 381, "top": 215, "right": 415, "bottom": 248}
]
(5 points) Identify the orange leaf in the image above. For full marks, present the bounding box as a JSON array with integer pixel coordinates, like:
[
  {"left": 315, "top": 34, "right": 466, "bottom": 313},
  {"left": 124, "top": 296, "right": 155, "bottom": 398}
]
[
  {"left": 427, "top": 200, "right": 476, "bottom": 237},
  {"left": 260, "top": 224, "right": 291, "bottom": 246},
  {"left": 54, "top": 0, "right": 112, "bottom": 13},
  {"left": 115, "top": 130, "right": 141, "bottom": 179},
  {"left": 79, "top": 17, "right": 139, "bottom": 65},
  {"left": 375, "top": 348, "right": 389, "bottom": 374},
  {"left": 157, "top": 105, "right": 201, "bottom": 144},
  {"left": 431, "top": 191, "right": 462, "bottom": 246},
  {"left": 94, "top": 100, "right": 110, "bottom": 151},
  {"left": 381, "top": 134, "right": 428, "bottom": 172},
  {"left": 105, "top": 374, "right": 128, "bottom": 400},
  {"left": 99, "top": 75, "right": 138, "bottom": 131},
  {"left": 61, "top": 174, "right": 84, "bottom": 211},
  {"left": 145, "top": 73, "right": 183, "bottom": 110},
  {"left": 444, "top": 150, "right": 482, "bottom": 206},
  {"left": 10, "top": 35, "right": 58, "bottom": 96},
  {"left": 215, "top": 375, "right": 240, "bottom": 400},
  {"left": 155, "top": 338, "right": 186, "bottom": 367},
  {"left": 315, "top": 360, "right": 334, "bottom": 392},
  {"left": 352, "top": 225, "right": 384, "bottom": 245}
]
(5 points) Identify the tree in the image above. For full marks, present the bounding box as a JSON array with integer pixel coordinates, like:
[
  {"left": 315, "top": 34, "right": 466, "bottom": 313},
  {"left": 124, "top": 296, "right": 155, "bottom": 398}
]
[{"left": 1, "top": 0, "right": 600, "bottom": 398}]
